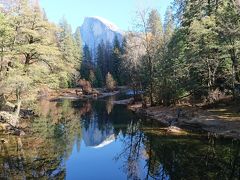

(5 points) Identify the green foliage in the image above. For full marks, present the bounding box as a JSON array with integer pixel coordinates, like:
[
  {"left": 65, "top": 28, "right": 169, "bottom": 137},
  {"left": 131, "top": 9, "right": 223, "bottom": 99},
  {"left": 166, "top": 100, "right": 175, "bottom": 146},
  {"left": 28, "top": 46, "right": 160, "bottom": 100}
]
[
  {"left": 74, "top": 27, "right": 83, "bottom": 65},
  {"left": 96, "top": 41, "right": 106, "bottom": 82},
  {"left": 0, "top": 1, "right": 82, "bottom": 105},
  {"left": 111, "top": 36, "right": 123, "bottom": 85},
  {"left": 95, "top": 67, "right": 104, "bottom": 87},
  {"left": 122, "top": 0, "right": 240, "bottom": 105},
  {"left": 58, "top": 17, "right": 82, "bottom": 86},
  {"left": 80, "top": 44, "right": 92, "bottom": 80}
]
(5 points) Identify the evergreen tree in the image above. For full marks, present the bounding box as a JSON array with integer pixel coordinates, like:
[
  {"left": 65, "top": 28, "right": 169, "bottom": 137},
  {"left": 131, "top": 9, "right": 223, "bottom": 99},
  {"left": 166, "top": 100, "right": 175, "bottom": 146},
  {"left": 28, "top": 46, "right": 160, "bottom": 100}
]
[
  {"left": 80, "top": 44, "right": 92, "bottom": 80},
  {"left": 155, "top": 7, "right": 177, "bottom": 105},
  {"left": 163, "top": 7, "right": 174, "bottom": 45},
  {"left": 12, "top": 0, "right": 59, "bottom": 67},
  {"left": 74, "top": 26, "right": 83, "bottom": 65},
  {"left": 111, "top": 36, "right": 122, "bottom": 85},
  {"left": 216, "top": 1, "right": 240, "bottom": 94},
  {"left": 143, "top": 9, "right": 164, "bottom": 105},
  {"left": 105, "top": 41, "right": 112, "bottom": 74},
  {"left": 0, "top": 13, "right": 13, "bottom": 74},
  {"left": 96, "top": 41, "right": 105, "bottom": 76},
  {"left": 148, "top": 9, "right": 164, "bottom": 39},
  {"left": 95, "top": 67, "right": 104, "bottom": 87},
  {"left": 58, "top": 17, "right": 81, "bottom": 87}
]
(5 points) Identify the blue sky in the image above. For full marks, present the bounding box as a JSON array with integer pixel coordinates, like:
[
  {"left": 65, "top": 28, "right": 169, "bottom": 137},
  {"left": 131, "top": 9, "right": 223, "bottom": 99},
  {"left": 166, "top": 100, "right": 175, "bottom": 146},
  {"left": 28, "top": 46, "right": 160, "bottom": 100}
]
[{"left": 40, "top": 0, "right": 173, "bottom": 31}]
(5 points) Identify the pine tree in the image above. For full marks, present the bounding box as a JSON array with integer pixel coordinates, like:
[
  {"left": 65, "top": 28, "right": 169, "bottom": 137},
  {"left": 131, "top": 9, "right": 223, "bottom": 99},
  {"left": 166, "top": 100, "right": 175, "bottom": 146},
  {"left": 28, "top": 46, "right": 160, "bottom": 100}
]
[
  {"left": 188, "top": 16, "right": 223, "bottom": 101},
  {"left": 216, "top": 0, "right": 240, "bottom": 93},
  {"left": 80, "top": 44, "right": 92, "bottom": 80},
  {"left": 96, "top": 40, "right": 109, "bottom": 79},
  {"left": 0, "top": 13, "right": 13, "bottom": 74},
  {"left": 74, "top": 27, "right": 83, "bottom": 66},
  {"left": 12, "top": 0, "right": 59, "bottom": 67},
  {"left": 95, "top": 67, "right": 104, "bottom": 87},
  {"left": 111, "top": 36, "right": 122, "bottom": 85},
  {"left": 96, "top": 42, "right": 106, "bottom": 87},
  {"left": 148, "top": 9, "right": 164, "bottom": 39},
  {"left": 163, "top": 7, "right": 174, "bottom": 45},
  {"left": 58, "top": 17, "right": 82, "bottom": 87},
  {"left": 155, "top": 7, "right": 177, "bottom": 105},
  {"left": 144, "top": 9, "right": 164, "bottom": 105},
  {"left": 58, "top": 17, "right": 77, "bottom": 66}
]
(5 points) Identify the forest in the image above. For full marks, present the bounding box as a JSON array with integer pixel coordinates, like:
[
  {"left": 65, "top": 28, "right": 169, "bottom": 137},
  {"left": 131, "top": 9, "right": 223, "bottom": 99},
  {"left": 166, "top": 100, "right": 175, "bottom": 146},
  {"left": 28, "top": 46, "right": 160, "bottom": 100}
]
[
  {"left": 0, "top": 0, "right": 240, "bottom": 179},
  {"left": 0, "top": 0, "right": 240, "bottom": 126}
]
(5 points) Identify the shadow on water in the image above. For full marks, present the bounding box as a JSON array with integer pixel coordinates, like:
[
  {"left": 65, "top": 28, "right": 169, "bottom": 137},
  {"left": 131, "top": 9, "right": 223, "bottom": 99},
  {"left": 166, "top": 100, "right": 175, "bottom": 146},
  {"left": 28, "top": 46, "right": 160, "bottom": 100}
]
[{"left": 0, "top": 95, "right": 239, "bottom": 179}]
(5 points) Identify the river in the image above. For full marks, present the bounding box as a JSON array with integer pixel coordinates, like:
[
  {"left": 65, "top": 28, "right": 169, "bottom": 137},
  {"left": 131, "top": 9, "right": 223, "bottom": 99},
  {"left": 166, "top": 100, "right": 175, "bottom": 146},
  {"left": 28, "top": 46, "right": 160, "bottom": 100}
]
[{"left": 0, "top": 94, "right": 239, "bottom": 179}]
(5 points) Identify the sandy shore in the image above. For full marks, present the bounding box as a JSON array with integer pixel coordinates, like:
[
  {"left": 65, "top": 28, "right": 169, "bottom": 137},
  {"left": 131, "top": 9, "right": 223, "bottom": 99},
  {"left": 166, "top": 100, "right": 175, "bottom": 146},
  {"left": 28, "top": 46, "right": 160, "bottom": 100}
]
[{"left": 129, "top": 102, "right": 240, "bottom": 139}]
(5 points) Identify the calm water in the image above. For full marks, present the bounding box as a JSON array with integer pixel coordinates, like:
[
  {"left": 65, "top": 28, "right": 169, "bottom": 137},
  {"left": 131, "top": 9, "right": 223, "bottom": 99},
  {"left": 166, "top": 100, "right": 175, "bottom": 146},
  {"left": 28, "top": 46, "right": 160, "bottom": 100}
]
[{"left": 0, "top": 95, "right": 239, "bottom": 180}]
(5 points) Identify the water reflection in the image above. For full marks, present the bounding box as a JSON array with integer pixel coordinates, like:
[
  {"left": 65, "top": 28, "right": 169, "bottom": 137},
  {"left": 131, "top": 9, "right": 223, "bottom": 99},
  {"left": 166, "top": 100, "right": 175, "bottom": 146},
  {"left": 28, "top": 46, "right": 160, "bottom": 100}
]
[
  {"left": 0, "top": 97, "right": 239, "bottom": 179},
  {"left": 82, "top": 108, "right": 116, "bottom": 148},
  {"left": 116, "top": 118, "right": 240, "bottom": 180}
]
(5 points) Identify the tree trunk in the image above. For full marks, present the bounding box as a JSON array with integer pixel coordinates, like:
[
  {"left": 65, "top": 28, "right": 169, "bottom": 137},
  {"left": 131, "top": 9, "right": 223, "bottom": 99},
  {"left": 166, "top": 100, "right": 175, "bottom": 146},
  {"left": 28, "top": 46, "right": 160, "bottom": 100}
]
[
  {"left": 0, "top": 43, "right": 3, "bottom": 73},
  {"left": 230, "top": 48, "right": 239, "bottom": 83},
  {"left": 25, "top": 54, "right": 31, "bottom": 65},
  {"left": 148, "top": 56, "right": 154, "bottom": 106},
  {"left": 233, "top": 62, "right": 240, "bottom": 83},
  {"left": 13, "top": 99, "right": 21, "bottom": 120}
]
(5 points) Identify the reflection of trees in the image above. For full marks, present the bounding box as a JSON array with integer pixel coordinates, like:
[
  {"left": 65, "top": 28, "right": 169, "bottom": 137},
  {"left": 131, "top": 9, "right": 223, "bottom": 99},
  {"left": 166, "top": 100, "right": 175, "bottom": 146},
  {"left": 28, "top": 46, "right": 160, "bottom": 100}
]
[
  {"left": 115, "top": 120, "right": 144, "bottom": 180},
  {"left": 1, "top": 98, "right": 239, "bottom": 179},
  {"left": 0, "top": 135, "right": 65, "bottom": 179},
  {"left": 34, "top": 100, "right": 83, "bottom": 158},
  {"left": 0, "top": 99, "right": 89, "bottom": 179},
  {"left": 106, "top": 96, "right": 115, "bottom": 114},
  {"left": 115, "top": 118, "right": 240, "bottom": 180},
  {"left": 143, "top": 133, "right": 240, "bottom": 179}
]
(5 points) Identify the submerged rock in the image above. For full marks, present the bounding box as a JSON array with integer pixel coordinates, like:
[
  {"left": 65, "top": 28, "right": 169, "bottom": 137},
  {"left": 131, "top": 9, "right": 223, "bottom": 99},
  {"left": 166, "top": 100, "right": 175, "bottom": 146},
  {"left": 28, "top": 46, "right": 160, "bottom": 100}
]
[{"left": 167, "top": 126, "right": 187, "bottom": 134}]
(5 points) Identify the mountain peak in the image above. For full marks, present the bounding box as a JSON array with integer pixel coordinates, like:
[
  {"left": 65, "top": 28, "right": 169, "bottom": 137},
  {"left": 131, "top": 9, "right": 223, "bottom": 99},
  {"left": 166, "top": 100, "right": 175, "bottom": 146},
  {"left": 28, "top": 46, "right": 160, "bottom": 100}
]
[
  {"left": 84, "top": 16, "right": 121, "bottom": 32},
  {"left": 80, "top": 16, "right": 123, "bottom": 63}
]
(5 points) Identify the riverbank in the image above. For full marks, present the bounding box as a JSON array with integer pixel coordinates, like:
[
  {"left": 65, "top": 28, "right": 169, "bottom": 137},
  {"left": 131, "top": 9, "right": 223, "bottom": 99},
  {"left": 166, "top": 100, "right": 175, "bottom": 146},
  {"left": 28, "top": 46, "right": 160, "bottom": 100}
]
[
  {"left": 129, "top": 101, "right": 240, "bottom": 139},
  {"left": 0, "top": 87, "right": 126, "bottom": 135},
  {"left": 45, "top": 88, "right": 240, "bottom": 139},
  {"left": 43, "top": 87, "right": 128, "bottom": 101}
]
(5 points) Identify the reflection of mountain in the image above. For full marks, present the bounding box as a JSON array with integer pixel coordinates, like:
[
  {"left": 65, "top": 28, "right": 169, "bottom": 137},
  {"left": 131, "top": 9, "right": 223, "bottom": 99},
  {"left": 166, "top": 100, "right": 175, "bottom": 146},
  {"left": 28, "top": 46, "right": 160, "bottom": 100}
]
[
  {"left": 93, "top": 134, "right": 115, "bottom": 149},
  {"left": 82, "top": 117, "right": 115, "bottom": 148}
]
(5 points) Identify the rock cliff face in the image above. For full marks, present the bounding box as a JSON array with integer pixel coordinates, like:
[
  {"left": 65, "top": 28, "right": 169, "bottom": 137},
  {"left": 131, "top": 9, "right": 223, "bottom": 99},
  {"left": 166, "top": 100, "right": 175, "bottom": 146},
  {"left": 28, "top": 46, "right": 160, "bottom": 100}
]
[{"left": 80, "top": 16, "right": 123, "bottom": 62}]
